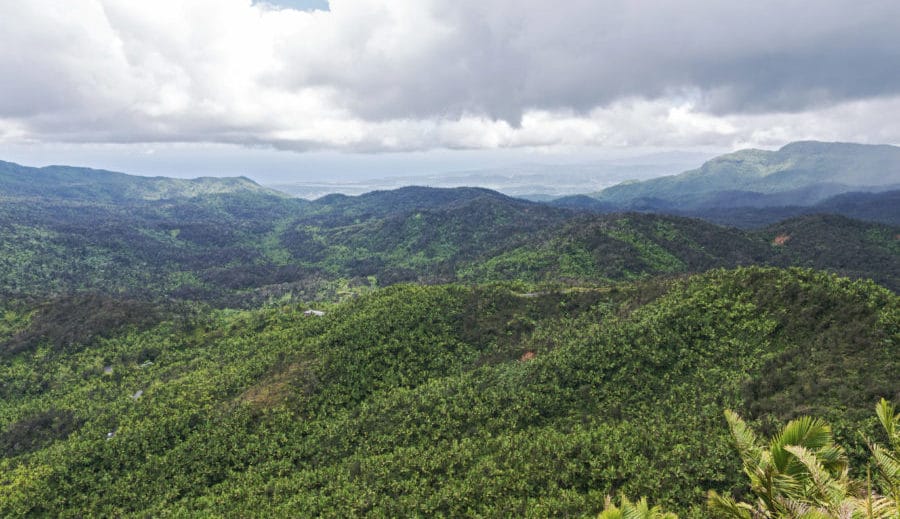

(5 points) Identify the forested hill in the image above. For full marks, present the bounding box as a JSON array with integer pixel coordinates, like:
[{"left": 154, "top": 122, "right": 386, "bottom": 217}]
[
  {"left": 0, "top": 160, "right": 282, "bottom": 202},
  {"left": 0, "top": 175, "right": 897, "bottom": 302},
  {"left": 462, "top": 211, "right": 900, "bottom": 290},
  {"left": 0, "top": 268, "right": 896, "bottom": 516},
  {"left": 299, "top": 185, "right": 536, "bottom": 224}
]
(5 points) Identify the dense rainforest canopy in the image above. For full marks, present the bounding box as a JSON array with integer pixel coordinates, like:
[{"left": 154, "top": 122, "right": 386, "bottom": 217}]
[
  {"left": 1, "top": 268, "right": 897, "bottom": 516},
  {"left": 0, "top": 161, "right": 897, "bottom": 517}
]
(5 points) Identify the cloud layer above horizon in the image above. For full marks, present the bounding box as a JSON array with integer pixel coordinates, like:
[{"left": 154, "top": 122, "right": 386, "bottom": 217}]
[{"left": 2, "top": 0, "right": 900, "bottom": 153}]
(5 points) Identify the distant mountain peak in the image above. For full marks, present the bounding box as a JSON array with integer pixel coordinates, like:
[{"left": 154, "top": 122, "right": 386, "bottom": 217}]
[
  {"left": 0, "top": 160, "right": 285, "bottom": 201},
  {"left": 778, "top": 140, "right": 899, "bottom": 154},
  {"left": 595, "top": 141, "right": 900, "bottom": 210}
]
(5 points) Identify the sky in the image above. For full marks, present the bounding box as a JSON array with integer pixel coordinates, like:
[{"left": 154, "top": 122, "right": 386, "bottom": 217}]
[{"left": 1, "top": 0, "right": 900, "bottom": 182}]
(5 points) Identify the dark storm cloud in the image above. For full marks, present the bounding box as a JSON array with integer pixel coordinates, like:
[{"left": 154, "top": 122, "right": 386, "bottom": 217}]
[
  {"left": 1, "top": 0, "right": 899, "bottom": 150},
  {"left": 286, "top": 0, "right": 900, "bottom": 123}
]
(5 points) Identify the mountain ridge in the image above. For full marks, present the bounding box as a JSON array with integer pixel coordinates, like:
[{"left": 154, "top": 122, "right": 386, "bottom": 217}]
[
  {"left": 593, "top": 141, "right": 900, "bottom": 210},
  {"left": 552, "top": 188, "right": 900, "bottom": 228},
  {"left": 0, "top": 155, "right": 896, "bottom": 302},
  {"left": 0, "top": 180, "right": 895, "bottom": 302},
  {"left": 0, "top": 160, "right": 284, "bottom": 202}
]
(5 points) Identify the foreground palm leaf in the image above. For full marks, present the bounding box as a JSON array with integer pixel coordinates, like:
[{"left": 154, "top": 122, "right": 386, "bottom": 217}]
[
  {"left": 870, "top": 399, "right": 900, "bottom": 517},
  {"left": 708, "top": 410, "right": 896, "bottom": 518},
  {"left": 598, "top": 496, "right": 678, "bottom": 519}
]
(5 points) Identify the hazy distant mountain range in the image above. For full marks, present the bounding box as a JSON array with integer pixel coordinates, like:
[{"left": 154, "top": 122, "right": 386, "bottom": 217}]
[
  {"left": 0, "top": 160, "right": 282, "bottom": 202},
  {"left": 265, "top": 152, "right": 713, "bottom": 199},
  {"left": 591, "top": 141, "right": 900, "bottom": 208},
  {"left": 263, "top": 142, "right": 900, "bottom": 209}
]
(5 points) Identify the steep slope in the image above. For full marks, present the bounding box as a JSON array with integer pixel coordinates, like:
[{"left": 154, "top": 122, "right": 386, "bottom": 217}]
[
  {"left": 595, "top": 141, "right": 900, "bottom": 210},
  {"left": 759, "top": 214, "right": 900, "bottom": 290},
  {"left": 1, "top": 268, "right": 896, "bottom": 516}
]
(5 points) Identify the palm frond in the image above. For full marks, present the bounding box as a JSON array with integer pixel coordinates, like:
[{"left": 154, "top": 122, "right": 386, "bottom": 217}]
[
  {"left": 784, "top": 444, "right": 848, "bottom": 510},
  {"left": 707, "top": 489, "right": 753, "bottom": 518},
  {"left": 598, "top": 496, "right": 678, "bottom": 519},
  {"left": 726, "top": 409, "right": 763, "bottom": 468},
  {"left": 875, "top": 398, "right": 899, "bottom": 451}
]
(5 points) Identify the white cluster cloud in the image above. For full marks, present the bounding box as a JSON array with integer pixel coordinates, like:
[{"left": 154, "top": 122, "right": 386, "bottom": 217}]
[{"left": 1, "top": 0, "right": 899, "bottom": 152}]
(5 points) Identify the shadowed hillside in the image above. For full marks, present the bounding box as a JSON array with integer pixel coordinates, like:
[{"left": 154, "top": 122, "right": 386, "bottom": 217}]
[{"left": 0, "top": 178, "right": 897, "bottom": 302}]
